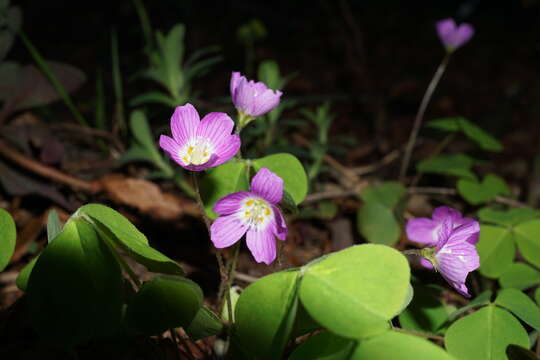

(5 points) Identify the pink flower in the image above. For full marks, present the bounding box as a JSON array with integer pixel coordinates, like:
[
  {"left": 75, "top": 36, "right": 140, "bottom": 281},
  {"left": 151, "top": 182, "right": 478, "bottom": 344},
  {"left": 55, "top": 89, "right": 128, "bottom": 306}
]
[
  {"left": 230, "top": 72, "right": 282, "bottom": 118},
  {"left": 210, "top": 168, "right": 287, "bottom": 265},
  {"left": 436, "top": 18, "right": 474, "bottom": 52},
  {"left": 406, "top": 206, "right": 479, "bottom": 247},
  {"left": 407, "top": 207, "right": 480, "bottom": 297},
  {"left": 159, "top": 104, "right": 240, "bottom": 171}
]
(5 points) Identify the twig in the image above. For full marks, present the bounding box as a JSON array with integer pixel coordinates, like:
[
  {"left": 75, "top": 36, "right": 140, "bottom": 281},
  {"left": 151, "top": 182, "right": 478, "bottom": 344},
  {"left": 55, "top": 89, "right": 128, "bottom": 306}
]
[
  {"left": 0, "top": 139, "right": 98, "bottom": 193},
  {"left": 351, "top": 149, "right": 400, "bottom": 176},
  {"left": 304, "top": 189, "right": 358, "bottom": 204},
  {"left": 393, "top": 327, "right": 444, "bottom": 341},
  {"left": 399, "top": 54, "right": 451, "bottom": 182},
  {"left": 408, "top": 186, "right": 527, "bottom": 208}
]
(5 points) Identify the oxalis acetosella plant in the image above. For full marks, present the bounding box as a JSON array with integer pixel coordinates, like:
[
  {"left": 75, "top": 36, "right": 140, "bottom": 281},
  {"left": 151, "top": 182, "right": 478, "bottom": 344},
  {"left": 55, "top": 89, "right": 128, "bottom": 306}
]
[{"left": 7, "top": 14, "right": 529, "bottom": 359}]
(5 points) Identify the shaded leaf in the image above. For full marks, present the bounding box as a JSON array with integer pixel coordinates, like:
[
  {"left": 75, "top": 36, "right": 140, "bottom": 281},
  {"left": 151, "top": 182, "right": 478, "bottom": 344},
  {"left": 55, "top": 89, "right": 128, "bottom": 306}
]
[
  {"left": 478, "top": 207, "right": 540, "bottom": 227},
  {"left": 185, "top": 306, "right": 223, "bottom": 341},
  {"left": 495, "top": 288, "right": 540, "bottom": 331},
  {"left": 399, "top": 284, "right": 449, "bottom": 334},
  {"left": 506, "top": 345, "right": 540, "bottom": 360},
  {"left": 26, "top": 219, "right": 124, "bottom": 346},
  {"left": 416, "top": 153, "right": 476, "bottom": 179},
  {"left": 499, "top": 263, "right": 540, "bottom": 290},
  {"left": 0, "top": 208, "right": 16, "bottom": 271},
  {"left": 514, "top": 219, "right": 540, "bottom": 268},
  {"left": 476, "top": 225, "right": 514, "bottom": 278},
  {"left": 427, "top": 117, "right": 503, "bottom": 152},
  {"left": 125, "top": 277, "right": 203, "bottom": 335},
  {"left": 458, "top": 174, "right": 511, "bottom": 205},
  {"left": 357, "top": 201, "right": 400, "bottom": 245}
]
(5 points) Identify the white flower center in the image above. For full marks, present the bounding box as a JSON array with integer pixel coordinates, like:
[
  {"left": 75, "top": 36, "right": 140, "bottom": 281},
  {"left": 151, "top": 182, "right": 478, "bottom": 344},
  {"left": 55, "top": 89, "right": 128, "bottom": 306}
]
[
  {"left": 239, "top": 197, "right": 273, "bottom": 229},
  {"left": 179, "top": 137, "right": 214, "bottom": 165}
]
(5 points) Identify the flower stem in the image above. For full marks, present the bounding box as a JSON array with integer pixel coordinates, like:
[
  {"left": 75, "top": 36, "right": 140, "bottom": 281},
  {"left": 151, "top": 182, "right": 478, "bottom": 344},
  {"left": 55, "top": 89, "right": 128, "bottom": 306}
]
[
  {"left": 402, "top": 249, "right": 423, "bottom": 256},
  {"left": 399, "top": 53, "right": 451, "bottom": 182},
  {"left": 190, "top": 172, "right": 228, "bottom": 296},
  {"left": 220, "top": 242, "right": 241, "bottom": 318}
]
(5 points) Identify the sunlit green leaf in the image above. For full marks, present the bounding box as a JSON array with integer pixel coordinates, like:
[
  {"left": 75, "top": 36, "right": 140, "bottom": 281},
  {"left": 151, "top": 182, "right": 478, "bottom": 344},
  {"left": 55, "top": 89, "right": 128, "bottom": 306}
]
[
  {"left": 46, "top": 209, "right": 62, "bottom": 243},
  {"left": 200, "top": 160, "right": 249, "bottom": 219},
  {"left": 299, "top": 245, "right": 410, "bottom": 339},
  {"left": 235, "top": 269, "right": 300, "bottom": 358},
  {"left": 352, "top": 330, "right": 454, "bottom": 360},
  {"left": 252, "top": 153, "right": 308, "bottom": 205},
  {"left": 79, "top": 204, "right": 184, "bottom": 275},
  {"left": 445, "top": 305, "right": 529, "bottom": 360}
]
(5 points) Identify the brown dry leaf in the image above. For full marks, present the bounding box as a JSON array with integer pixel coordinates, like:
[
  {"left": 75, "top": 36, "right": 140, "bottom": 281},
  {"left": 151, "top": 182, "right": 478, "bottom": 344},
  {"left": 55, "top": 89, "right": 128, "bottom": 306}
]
[{"left": 99, "top": 174, "right": 198, "bottom": 220}]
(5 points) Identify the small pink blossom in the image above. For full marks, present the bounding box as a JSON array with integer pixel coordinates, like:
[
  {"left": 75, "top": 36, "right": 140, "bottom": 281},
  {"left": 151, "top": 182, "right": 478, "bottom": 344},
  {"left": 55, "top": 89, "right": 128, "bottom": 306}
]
[
  {"left": 230, "top": 72, "right": 282, "bottom": 118},
  {"left": 406, "top": 207, "right": 480, "bottom": 297},
  {"left": 210, "top": 168, "right": 287, "bottom": 265},
  {"left": 436, "top": 18, "right": 474, "bottom": 52},
  {"left": 159, "top": 104, "right": 240, "bottom": 171}
]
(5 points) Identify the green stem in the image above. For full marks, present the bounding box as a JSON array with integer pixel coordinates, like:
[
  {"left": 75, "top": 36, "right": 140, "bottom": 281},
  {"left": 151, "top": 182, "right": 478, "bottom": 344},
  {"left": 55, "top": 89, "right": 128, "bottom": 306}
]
[
  {"left": 190, "top": 172, "right": 228, "bottom": 298},
  {"left": 19, "top": 31, "right": 89, "bottom": 127},
  {"left": 399, "top": 53, "right": 451, "bottom": 182},
  {"left": 402, "top": 249, "right": 422, "bottom": 256}
]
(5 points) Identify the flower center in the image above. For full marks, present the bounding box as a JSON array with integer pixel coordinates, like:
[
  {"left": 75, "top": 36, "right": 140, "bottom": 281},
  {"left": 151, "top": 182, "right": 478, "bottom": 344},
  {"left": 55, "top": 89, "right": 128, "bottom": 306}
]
[
  {"left": 179, "top": 137, "right": 213, "bottom": 165},
  {"left": 240, "top": 197, "right": 273, "bottom": 229}
]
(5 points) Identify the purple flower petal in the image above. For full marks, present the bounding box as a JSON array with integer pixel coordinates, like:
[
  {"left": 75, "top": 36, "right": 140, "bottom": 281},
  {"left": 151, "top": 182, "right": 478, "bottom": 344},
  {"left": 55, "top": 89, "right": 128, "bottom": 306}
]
[
  {"left": 432, "top": 206, "right": 462, "bottom": 223},
  {"left": 171, "top": 104, "right": 200, "bottom": 146},
  {"left": 250, "top": 167, "right": 284, "bottom": 204},
  {"left": 251, "top": 89, "right": 283, "bottom": 117},
  {"left": 212, "top": 134, "right": 241, "bottom": 167},
  {"left": 197, "top": 112, "right": 235, "bottom": 149},
  {"left": 159, "top": 135, "right": 187, "bottom": 167},
  {"left": 436, "top": 241, "right": 479, "bottom": 297},
  {"left": 436, "top": 18, "right": 474, "bottom": 51},
  {"left": 447, "top": 220, "right": 480, "bottom": 245},
  {"left": 406, "top": 218, "right": 439, "bottom": 246},
  {"left": 271, "top": 204, "right": 288, "bottom": 240},
  {"left": 210, "top": 215, "right": 248, "bottom": 248},
  {"left": 231, "top": 72, "right": 282, "bottom": 117},
  {"left": 419, "top": 258, "right": 434, "bottom": 270},
  {"left": 213, "top": 191, "right": 251, "bottom": 215},
  {"left": 230, "top": 71, "right": 243, "bottom": 98},
  {"left": 246, "top": 228, "right": 277, "bottom": 265}
]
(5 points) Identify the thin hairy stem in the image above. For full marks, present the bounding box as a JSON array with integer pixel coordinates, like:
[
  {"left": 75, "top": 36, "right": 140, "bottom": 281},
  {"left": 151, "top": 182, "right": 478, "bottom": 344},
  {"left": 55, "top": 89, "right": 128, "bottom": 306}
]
[{"left": 399, "top": 53, "right": 450, "bottom": 182}]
